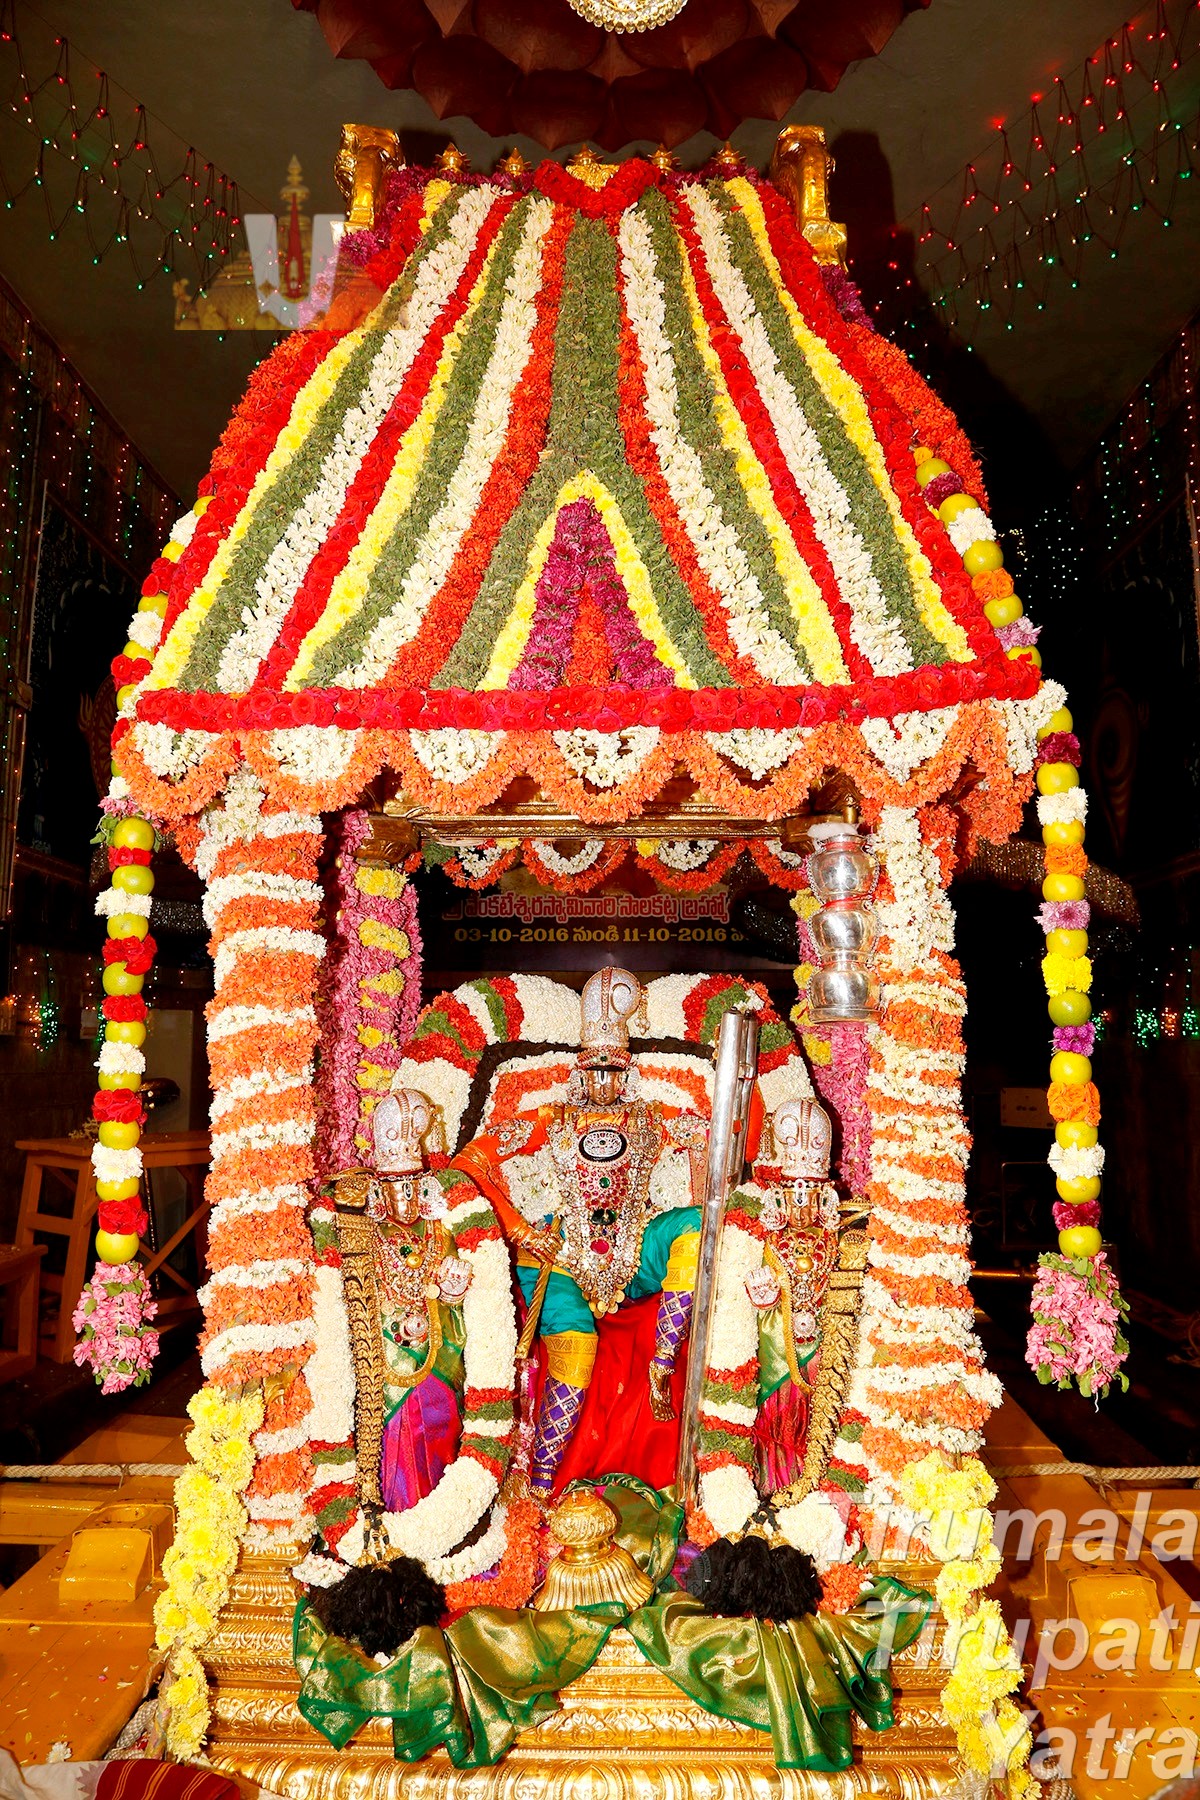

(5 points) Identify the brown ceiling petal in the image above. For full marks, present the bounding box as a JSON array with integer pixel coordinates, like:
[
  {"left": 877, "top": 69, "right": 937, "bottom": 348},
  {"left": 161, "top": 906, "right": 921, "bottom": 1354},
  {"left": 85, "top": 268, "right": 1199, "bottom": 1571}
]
[
  {"left": 701, "top": 38, "right": 810, "bottom": 137},
  {"left": 411, "top": 36, "right": 517, "bottom": 134},
  {"left": 602, "top": 68, "right": 708, "bottom": 149},
  {"left": 472, "top": 0, "right": 602, "bottom": 74},
  {"left": 618, "top": 0, "right": 753, "bottom": 73},
  {"left": 510, "top": 68, "right": 606, "bottom": 149},
  {"left": 290, "top": 0, "right": 932, "bottom": 148}
]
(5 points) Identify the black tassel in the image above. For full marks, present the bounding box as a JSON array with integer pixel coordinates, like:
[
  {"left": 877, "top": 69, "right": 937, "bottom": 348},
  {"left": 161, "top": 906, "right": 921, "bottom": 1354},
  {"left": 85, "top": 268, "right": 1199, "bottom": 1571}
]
[
  {"left": 309, "top": 1555, "right": 445, "bottom": 1659},
  {"left": 685, "top": 1535, "right": 822, "bottom": 1622}
]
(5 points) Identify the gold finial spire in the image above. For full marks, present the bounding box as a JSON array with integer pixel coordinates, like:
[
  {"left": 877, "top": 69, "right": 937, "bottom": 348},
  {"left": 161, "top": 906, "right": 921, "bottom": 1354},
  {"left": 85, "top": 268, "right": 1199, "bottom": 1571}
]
[
  {"left": 499, "top": 147, "right": 528, "bottom": 181},
  {"left": 281, "top": 154, "right": 309, "bottom": 208},
  {"left": 651, "top": 144, "right": 676, "bottom": 175},
  {"left": 769, "top": 125, "right": 848, "bottom": 267},
  {"left": 712, "top": 142, "right": 742, "bottom": 176},
  {"left": 437, "top": 143, "right": 471, "bottom": 177}
]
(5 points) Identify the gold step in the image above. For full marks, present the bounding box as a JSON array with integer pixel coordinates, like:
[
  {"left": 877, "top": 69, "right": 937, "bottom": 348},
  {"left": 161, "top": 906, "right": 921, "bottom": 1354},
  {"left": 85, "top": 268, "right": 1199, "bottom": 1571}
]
[{"left": 204, "top": 1543, "right": 976, "bottom": 1799}]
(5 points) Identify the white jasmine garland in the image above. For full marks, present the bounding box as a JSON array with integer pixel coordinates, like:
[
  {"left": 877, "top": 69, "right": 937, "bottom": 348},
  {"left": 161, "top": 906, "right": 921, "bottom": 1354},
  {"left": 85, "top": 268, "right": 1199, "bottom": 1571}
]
[
  {"left": 706, "top": 1220, "right": 763, "bottom": 1374},
  {"left": 708, "top": 726, "right": 804, "bottom": 780},
  {"left": 552, "top": 728, "right": 659, "bottom": 789},
  {"left": 206, "top": 1003, "right": 316, "bottom": 1043},
  {"left": 292, "top": 1552, "right": 346, "bottom": 1589},
  {"left": 944, "top": 507, "right": 995, "bottom": 555},
  {"left": 775, "top": 1493, "right": 860, "bottom": 1574},
  {"left": 96, "top": 885, "right": 152, "bottom": 920},
  {"left": 126, "top": 609, "right": 164, "bottom": 652},
  {"left": 211, "top": 926, "right": 325, "bottom": 986},
  {"left": 425, "top": 1503, "right": 509, "bottom": 1584},
  {"left": 872, "top": 806, "right": 954, "bottom": 974},
  {"left": 200, "top": 1316, "right": 314, "bottom": 1378},
  {"left": 653, "top": 839, "right": 719, "bottom": 873},
  {"left": 698, "top": 1464, "right": 759, "bottom": 1538},
  {"left": 860, "top": 707, "right": 958, "bottom": 783},
  {"left": 1048, "top": 1142, "right": 1105, "bottom": 1181},
  {"left": 303, "top": 1263, "right": 357, "bottom": 1446},
  {"left": 1037, "top": 787, "right": 1088, "bottom": 827},
  {"left": 529, "top": 839, "right": 607, "bottom": 876},
  {"left": 267, "top": 727, "right": 362, "bottom": 789},
  {"left": 97, "top": 1041, "right": 146, "bottom": 1076},
  {"left": 91, "top": 1144, "right": 142, "bottom": 1184},
  {"left": 409, "top": 728, "right": 504, "bottom": 784}
]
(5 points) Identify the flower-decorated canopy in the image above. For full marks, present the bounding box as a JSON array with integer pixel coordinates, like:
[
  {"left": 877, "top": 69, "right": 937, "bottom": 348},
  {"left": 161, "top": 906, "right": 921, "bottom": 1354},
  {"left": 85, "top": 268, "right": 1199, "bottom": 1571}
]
[{"left": 118, "top": 147, "right": 1045, "bottom": 838}]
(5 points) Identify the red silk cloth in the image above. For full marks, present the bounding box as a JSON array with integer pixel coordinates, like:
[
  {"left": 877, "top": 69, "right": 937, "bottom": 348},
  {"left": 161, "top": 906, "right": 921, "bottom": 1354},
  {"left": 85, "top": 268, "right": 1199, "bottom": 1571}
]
[{"left": 534, "top": 1293, "right": 684, "bottom": 1495}]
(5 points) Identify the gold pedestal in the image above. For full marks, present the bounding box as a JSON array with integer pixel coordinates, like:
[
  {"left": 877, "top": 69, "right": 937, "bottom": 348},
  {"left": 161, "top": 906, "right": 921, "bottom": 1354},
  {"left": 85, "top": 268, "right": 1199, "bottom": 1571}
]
[{"left": 204, "top": 1543, "right": 980, "bottom": 1799}]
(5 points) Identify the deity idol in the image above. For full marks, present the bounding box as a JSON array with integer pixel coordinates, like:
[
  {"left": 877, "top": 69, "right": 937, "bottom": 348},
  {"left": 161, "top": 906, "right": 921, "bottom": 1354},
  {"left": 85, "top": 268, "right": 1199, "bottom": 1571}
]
[
  {"left": 745, "top": 1096, "right": 839, "bottom": 1493},
  {"left": 330, "top": 1087, "right": 474, "bottom": 1515},
  {"left": 449, "top": 968, "right": 707, "bottom": 1498}
]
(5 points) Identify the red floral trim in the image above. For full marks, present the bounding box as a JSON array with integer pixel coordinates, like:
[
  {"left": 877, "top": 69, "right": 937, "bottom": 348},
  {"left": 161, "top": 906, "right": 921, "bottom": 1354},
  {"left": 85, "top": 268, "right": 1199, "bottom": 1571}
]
[
  {"left": 102, "top": 995, "right": 148, "bottom": 1022},
  {"left": 97, "top": 1198, "right": 148, "bottom": 1235},
  {"left": 534, "top": 157, "right": 660, "bottom": 219},
  {"left": 103, "top": 934, "right": 157, "bottom": 973},
  {"left": 452, "top": 1223, "right": 503, "bottom": 1252},
  {"left": 93, "top": 1090, "right": 147, "bottom": 1125},
  {"left": 136, "top": 655, "right": 1038, "bottom": 736},
  {"left": 108, "top": 845, "right": 152, "bottom": 868}
]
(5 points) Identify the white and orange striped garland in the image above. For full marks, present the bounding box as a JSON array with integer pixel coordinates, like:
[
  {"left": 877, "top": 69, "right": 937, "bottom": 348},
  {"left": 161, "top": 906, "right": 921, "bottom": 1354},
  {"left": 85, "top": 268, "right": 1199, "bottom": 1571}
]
[
  {"left": 829, "top": 853, "right": 1001, "bottom": 1515},
  {"left": 193, "top": 770, "right": 325, "bottom": 1527}
]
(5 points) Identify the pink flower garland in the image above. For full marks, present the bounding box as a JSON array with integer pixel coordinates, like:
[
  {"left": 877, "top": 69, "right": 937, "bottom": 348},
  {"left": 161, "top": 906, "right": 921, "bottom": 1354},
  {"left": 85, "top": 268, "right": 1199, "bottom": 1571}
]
[
  {"left": 1026, "top": 1249, "right": 1129, "bottom": 1399},
  {"left": 73, "top": 1262, "right": 159, "bottom": 1395},
  {"left": 793, "top": 907, "right": 872, "bottom": 1195},
  {"left": 315, "top": 811, "right": 423, "bottom": 1178}
]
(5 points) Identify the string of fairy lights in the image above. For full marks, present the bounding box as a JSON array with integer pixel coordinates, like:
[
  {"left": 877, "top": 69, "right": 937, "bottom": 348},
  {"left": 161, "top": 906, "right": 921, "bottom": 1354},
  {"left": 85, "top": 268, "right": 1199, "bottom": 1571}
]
[
  {"left": 866, "top": 0, "right": 1200, "bottom": 344},
  {"left": 0, "top": 0, "right": 249, "bottom": 290}
]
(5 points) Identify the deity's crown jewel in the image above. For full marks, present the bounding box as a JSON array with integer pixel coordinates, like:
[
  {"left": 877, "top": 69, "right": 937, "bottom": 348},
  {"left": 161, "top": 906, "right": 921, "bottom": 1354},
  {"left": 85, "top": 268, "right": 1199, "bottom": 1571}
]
[
  {"left": 577, "top": 967, "right": 647, "bottom": 1069},
  {"left": 770, "top": 1096, "right": 833, "bottom": 1181},
  {"left": 374, "top": 1086, "right": 435, "bottom": 1174}
]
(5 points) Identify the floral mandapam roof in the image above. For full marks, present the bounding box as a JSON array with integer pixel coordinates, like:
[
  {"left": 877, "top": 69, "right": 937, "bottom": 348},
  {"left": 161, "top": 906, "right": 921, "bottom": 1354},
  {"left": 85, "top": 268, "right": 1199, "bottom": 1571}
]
[{"left": 117, "top": 156, "right": 1051, "bottom": 832}]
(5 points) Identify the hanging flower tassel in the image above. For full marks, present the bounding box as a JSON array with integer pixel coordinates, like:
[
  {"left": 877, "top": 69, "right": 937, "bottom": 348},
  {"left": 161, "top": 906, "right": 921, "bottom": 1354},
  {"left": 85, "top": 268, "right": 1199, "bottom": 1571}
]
[{"left": 911, "top": 442, "right": 1129, "bottom": 1402}]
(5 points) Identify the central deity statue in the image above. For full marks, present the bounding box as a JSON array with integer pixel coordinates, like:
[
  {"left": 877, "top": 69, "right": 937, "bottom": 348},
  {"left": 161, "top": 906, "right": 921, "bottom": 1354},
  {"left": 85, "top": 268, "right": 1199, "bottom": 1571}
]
[{"left": 449, "top": 969, "right": 708, "bottom": 1498}]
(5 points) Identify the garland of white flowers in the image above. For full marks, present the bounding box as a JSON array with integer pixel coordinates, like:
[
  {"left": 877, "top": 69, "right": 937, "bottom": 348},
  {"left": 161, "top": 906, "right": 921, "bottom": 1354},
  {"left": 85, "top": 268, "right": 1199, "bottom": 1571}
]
[{"left": 309, "top": 1187, "right": 518, "bottom": 1580}]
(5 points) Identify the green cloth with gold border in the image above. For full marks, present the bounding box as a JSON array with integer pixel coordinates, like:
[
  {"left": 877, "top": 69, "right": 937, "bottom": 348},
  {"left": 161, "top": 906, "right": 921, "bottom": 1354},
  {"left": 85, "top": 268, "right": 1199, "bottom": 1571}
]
[{"left": 294, "top": 1475, "right": 929, "bottom": 1768}]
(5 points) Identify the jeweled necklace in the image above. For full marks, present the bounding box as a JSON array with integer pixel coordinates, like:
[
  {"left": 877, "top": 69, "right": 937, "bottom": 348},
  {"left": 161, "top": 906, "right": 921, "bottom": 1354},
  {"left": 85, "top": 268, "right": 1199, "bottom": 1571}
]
[{"left": 547, "top": 1099, "right": 662, "bottom": 1317}]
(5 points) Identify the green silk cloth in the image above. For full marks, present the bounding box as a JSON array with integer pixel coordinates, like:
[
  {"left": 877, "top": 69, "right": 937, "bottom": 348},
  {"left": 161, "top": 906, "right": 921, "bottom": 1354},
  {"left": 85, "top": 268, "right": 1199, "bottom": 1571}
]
[{"left": 294, "top": 1475, "right": 929, "bottom": 1770}]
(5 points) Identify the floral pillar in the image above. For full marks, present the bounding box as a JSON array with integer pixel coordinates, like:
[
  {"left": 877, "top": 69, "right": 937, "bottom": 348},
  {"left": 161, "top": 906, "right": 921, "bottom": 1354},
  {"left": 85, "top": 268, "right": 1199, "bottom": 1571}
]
[
  {"left": 824, "top": 807, "right": 1032, "bottom": 1795},
  {"left": 153, "top": 771, "right": 326, "bottom": 1757}
]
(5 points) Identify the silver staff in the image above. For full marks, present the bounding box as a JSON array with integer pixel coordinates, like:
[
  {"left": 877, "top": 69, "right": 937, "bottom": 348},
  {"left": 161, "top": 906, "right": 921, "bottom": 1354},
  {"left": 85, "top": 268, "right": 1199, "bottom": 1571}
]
[{"left": 675, "top": 1006, "right": 760, "bottom": 1510}]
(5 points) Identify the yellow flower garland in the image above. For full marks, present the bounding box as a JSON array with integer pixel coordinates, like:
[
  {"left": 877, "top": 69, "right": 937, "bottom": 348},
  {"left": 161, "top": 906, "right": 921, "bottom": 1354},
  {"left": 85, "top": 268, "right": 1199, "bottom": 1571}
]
[
  {"left": 900, "top": 1452, "right": 1034, "bottom": 1798},
  {"left": 154, "top": 1381, "right": 264, "bottom": 1758}
]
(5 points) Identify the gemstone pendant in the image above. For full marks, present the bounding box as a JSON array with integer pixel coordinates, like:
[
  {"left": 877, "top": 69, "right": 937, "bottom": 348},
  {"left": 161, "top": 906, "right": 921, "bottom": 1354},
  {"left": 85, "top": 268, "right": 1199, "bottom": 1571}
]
[{"left": 591, "top": 1238, "right": 611, "bottom": 1256}]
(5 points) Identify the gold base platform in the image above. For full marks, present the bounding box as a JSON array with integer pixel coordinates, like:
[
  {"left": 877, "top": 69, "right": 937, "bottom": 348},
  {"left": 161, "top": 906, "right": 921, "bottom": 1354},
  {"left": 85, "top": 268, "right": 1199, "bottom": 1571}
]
[{"left": 204, "top": 1543, "right": 981, "bottom": 1799}]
